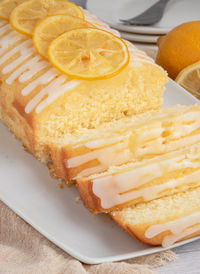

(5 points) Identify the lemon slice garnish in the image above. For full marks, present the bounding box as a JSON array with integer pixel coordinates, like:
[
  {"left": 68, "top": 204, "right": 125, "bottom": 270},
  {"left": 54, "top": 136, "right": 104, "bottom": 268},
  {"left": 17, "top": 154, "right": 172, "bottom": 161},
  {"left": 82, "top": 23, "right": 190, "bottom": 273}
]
[
  {"left": 48, "top": 28, "right": 129, "bottom": 80},
  {"left": 176, "top": 61, "right": 200, "bottom": 99},
  {"left": 0, "top": 0, "right": 25, "bottom": 20},
  {"left": 10, "top": 0, "right": 84, "bottom": 36},
  {"left": 33, "top": 14, "right": 94, "bottom": 59}
]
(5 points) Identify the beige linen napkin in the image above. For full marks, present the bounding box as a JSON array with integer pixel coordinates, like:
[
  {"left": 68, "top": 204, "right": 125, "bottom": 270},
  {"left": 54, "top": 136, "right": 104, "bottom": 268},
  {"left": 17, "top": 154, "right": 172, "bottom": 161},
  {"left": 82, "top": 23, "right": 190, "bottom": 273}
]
[{"left": 0, "top": 201, "right": 176, "bottom": 274}]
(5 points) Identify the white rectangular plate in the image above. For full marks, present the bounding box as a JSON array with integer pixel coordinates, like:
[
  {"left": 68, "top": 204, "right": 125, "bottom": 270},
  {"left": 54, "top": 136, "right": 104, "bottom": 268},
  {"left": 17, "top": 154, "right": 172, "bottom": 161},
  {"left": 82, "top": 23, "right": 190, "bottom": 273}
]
[{"left": 0, "top": 79, "right": 200, "bottom": 264}]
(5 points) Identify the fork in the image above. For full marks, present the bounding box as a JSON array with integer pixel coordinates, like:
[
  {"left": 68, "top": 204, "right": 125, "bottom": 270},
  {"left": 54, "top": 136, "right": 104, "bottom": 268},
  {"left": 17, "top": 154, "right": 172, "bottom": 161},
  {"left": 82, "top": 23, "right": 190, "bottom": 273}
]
[{"left": 120, "top": 0, "right": 170, "bottom": 26}]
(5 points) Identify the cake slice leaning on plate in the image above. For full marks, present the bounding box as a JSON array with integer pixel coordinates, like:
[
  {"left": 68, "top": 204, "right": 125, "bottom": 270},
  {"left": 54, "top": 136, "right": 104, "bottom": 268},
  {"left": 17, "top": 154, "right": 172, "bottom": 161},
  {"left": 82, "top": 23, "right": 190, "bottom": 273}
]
[
  {"left": 77, "top": 143, "right": 200, "bottom": 213},
  {"left": 110, "top": 187, "right": 200, "bottom": 247},
  {"left": 50, "top": 104, "right": 200, "bottom": 182}
]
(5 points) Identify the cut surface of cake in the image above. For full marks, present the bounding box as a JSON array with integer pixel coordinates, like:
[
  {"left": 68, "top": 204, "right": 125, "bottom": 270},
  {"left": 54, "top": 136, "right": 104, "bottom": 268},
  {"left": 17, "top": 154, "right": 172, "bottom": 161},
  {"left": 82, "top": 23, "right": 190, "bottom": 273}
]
[
  {"left": 0, "top": 7, "right": 167, "bottom": 163},
  {"left": 77, "top": 143, "right": 200, "bottom": 213},
  {"left": 50, "top": 104, "right": 200, "bottom": 182},
  {"left": 110, "top": 187, "right": 200, "bottom": 247}
]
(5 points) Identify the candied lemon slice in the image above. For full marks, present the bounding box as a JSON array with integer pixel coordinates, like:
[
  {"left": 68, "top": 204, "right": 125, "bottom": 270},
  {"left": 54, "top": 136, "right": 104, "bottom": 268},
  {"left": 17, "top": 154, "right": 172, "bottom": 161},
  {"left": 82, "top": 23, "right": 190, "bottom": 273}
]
[
  {"left": 176, "top": 61, "right": 200, "bottom": 99},
  {"left": 48, "top": 28, "right": 129, "bottom": 80},
  {"left": 33, "top": 14, "right": 94, "bottom": 59},
  {"left": 10, "top": 0, "right": 84, "bottom": 36},
  {"left": 0, "top": 0, "right": 25, "bottom": 20}
]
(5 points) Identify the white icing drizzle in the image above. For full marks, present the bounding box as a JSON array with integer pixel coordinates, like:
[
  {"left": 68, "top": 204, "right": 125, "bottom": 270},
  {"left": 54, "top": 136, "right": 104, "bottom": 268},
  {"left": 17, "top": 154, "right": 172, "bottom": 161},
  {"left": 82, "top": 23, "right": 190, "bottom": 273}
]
[
  {"left": 75, "top": 149, "right": 132, "bottom": 179},
  {"left": 93, "top": 168, "right": 200, "bottom": 209},
  {"left": 0, "top": 31, "right": 23, "bottom": 56},
  {"left": 18, "top": 57, "right": 48, "bottom": 83},
  {"left": 4, "top": 46, "right": 36, "bottom": 76},
  {"left": 171, "top": 111, "right": 200, "bottom": 138},
  {"left": 132, "top": 111, "right": 200, "bottom": 144},
  {"left": 162, "top": 224, "right": 200, "bottom": 247},
  {"left": 35, "top": 78, "right": 79, "bottom": 114},
  {"left": 25, "top": 76, "right": 79, "bottom": 114},
  {"left": 66, "top": 142, "right": 130, "bottom": 168},
  {"left": 71, "top": 109, "right": 200, "bottom": 152},
  {"left": 145, "top": 212, "right": 200, "bottom": 247},
  {"left": 0, "top": 24, "right": 10, "bottom": 36},
  {"left": 73, "top": 165, "right": 105, "bottom": 179},
  {"left": 65, "top": 110, "right": 200, "bottom": 175},
  {"left": 84, "top": 135, "right": 126, "bottom": 149},
  {"left": 0, "top": 40, "right": 32, "bottom": 67},
  {"left": 21, "top": 68, "right": 58, "bottom": 96},
  {"left": 92, "top": 148, "right": 200, "bottom": 209}
]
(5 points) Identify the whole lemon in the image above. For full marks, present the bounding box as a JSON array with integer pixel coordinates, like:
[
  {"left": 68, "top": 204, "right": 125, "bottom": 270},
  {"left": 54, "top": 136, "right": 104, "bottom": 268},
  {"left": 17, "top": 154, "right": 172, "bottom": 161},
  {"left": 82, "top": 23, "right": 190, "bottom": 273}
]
[{"left": 156, "top": 21, "right": 200, "bottom": 79}]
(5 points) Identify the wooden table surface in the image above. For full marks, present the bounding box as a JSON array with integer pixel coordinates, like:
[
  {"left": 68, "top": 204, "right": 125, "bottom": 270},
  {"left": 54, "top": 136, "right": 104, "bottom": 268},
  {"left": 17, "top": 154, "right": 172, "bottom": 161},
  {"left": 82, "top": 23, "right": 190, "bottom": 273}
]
[{"left": 76, "top": 1, "right": 200, "bottom": 272}]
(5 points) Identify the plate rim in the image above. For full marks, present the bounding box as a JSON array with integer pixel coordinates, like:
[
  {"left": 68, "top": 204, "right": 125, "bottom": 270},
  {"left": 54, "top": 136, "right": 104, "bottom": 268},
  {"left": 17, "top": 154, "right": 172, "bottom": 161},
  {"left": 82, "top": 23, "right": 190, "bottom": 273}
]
[
  {"left": 108, "top": 23, "right": 169, "bottom": 35},
  {"left": 120, "top": 31, "right": 159, "bottom": 43},
  {"left": 2, "top": 194, "right": 200, "bottom": 264}
]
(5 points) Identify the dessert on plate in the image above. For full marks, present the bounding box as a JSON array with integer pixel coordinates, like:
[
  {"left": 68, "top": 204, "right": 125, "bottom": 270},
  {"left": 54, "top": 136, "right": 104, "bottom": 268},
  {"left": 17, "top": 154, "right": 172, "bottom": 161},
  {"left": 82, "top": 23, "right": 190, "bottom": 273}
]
[{"left": 0, "top": 0, "right": 199, "bottom": 248}]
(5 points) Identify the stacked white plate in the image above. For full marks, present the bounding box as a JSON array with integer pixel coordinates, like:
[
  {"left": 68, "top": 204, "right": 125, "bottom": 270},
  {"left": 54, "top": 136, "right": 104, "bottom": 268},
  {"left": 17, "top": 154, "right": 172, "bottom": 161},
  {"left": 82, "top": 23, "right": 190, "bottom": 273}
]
[{"left": 87, "top": 0, "right": 200, "bottom": 50}]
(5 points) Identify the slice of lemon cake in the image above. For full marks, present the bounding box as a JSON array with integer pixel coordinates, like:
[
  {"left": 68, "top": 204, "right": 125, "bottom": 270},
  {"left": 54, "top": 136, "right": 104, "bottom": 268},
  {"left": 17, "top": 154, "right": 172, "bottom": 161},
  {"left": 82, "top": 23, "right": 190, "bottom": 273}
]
[
  {"left": 50, "top": 104, "right": 200, "bottom": 182},
  {"left": 110, "top": 187, "right": 200, "bottom": 247},
  {"left": 77, "top": 143, "right": 200, "bottom": 213},
  {"left": 0, "top": 0, "right": 167, "bottom": 163}
]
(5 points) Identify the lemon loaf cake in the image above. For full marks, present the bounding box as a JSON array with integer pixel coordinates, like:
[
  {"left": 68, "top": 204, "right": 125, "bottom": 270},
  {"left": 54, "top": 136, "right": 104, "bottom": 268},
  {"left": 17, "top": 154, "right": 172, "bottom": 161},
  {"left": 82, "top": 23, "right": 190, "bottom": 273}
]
[
  {"left": 50, "top": 104, "right": 200, "bottom": 182},
  {"left": 0, "top": 0, "right": 199, "bottom": 250},
  {"left": 110, "top": 187, "right": 200, "bottom": 247},
  {"left": 77, "top": 143, "right": 200, "bottom": 213},
  {"left": 0, "top": 0, "right": 167, "bottom": 163}
]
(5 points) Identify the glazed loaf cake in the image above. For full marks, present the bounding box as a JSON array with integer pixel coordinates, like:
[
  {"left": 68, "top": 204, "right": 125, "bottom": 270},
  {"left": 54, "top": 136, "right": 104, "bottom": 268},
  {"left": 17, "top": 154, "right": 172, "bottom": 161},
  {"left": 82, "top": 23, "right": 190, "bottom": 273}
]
[
  {"left": 0, "top": 9, "right": 167, "bottom": 163},
  {"left": 2, "top": 0, "right": 199, "bottom": 249}
]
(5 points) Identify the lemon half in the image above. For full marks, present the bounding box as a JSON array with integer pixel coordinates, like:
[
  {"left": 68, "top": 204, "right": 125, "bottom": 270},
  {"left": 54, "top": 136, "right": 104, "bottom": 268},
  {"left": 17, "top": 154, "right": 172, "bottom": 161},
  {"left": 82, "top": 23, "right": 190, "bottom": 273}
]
[{"left": 176, "top": 61, "right": 200, "bottom": 99}]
